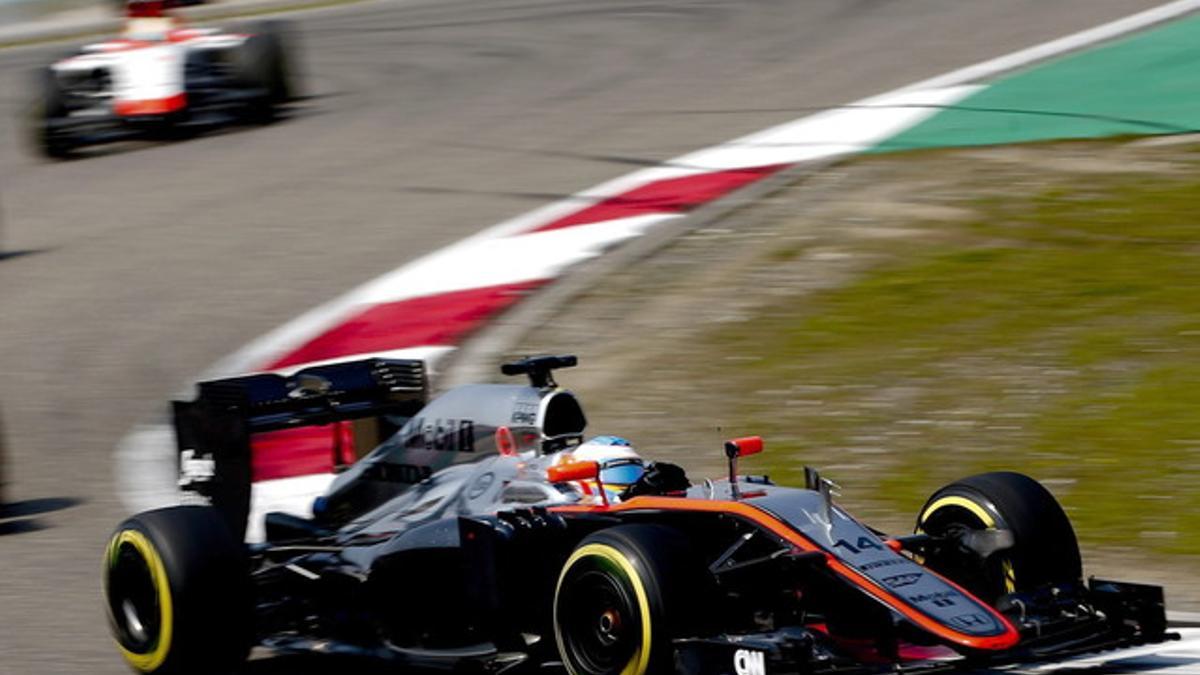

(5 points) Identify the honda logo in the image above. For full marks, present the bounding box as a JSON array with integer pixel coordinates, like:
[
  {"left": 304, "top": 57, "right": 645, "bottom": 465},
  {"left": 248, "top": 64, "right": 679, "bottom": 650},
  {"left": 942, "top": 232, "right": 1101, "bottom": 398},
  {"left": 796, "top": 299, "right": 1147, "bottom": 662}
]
[{"left": 952, "top": 613, "right": 991, "bottom": 628}]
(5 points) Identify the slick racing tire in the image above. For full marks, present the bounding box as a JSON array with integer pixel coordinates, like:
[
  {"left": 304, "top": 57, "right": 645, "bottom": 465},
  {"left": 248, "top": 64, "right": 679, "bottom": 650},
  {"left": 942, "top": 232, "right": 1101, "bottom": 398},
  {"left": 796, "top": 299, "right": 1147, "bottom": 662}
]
[
  {"left": 233, "top": 21, "right": 297, "bottom": 121},
  {"left": 554, "top": 524, "right": 703, "bottom": 675},
  {"left": 104, "top": 505, "right": 251, "bottom": 674},
  {"left": 917, "top": 471, "right": 1082, "bottom": 603},
  {"left": 31, "top": 68, "right": 74, "bottom": 159}
]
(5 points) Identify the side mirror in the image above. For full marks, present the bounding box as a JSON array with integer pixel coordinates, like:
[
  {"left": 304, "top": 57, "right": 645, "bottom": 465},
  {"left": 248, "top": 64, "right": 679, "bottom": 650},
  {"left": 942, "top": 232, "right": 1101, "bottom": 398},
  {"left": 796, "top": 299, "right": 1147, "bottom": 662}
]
[
  {"left": 547, "top": 460, "right": 599, "bottom": 484},
  {"left": 724, "top": 436, "right": 764, "bottom": 500},
  {"left": 724, "top": 436, "right": 764, "bottom": 459}
]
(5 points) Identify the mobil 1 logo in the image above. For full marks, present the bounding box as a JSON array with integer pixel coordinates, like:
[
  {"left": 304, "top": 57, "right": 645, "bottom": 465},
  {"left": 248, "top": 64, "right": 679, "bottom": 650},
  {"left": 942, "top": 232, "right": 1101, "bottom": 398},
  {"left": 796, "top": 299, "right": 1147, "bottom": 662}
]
[{"left": 734, "top": 649, "right": 765, "bottom": 675}]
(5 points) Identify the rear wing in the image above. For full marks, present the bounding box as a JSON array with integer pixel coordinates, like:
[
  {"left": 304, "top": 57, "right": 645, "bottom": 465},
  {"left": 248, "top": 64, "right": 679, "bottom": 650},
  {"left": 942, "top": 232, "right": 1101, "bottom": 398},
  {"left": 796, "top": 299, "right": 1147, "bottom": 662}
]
[{"left": 172, "top": 358, "right": 428, "bottom": 539}]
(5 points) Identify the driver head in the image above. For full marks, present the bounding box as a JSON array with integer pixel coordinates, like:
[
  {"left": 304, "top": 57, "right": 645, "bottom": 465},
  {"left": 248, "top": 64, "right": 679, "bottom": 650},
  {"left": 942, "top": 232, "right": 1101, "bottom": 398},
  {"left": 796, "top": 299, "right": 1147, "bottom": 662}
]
[{"left": 555, "top": 435, "right": 645, "bottom": 503}]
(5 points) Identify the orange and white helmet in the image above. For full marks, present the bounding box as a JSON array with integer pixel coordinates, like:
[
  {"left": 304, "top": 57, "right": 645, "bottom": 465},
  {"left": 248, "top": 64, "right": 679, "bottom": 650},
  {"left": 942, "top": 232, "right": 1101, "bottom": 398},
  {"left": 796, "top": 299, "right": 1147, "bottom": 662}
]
[{"left": 555, "top": 436, "right": 645, "bottom": 503}]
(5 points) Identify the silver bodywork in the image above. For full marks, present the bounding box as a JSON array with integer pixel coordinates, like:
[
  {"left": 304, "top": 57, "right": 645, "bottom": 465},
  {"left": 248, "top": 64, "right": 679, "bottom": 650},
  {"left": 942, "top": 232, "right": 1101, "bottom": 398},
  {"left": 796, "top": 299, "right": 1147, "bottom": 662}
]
[{"left": 317, "top": 382, "right": 589, "bottom": 530}]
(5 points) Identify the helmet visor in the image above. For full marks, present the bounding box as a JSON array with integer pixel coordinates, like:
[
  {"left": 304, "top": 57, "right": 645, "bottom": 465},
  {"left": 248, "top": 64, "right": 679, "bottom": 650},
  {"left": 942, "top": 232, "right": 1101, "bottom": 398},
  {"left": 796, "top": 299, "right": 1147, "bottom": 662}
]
[{"left": 599, "top": 458, "right": 645, "bottom": 486}]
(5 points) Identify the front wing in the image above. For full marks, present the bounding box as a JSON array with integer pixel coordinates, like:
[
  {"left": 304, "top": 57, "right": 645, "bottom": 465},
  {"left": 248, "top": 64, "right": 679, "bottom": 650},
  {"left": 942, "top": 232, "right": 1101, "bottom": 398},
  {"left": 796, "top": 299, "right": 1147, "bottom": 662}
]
[{"left": 675, "top": 578, "right": 1174, "bottom": 675}]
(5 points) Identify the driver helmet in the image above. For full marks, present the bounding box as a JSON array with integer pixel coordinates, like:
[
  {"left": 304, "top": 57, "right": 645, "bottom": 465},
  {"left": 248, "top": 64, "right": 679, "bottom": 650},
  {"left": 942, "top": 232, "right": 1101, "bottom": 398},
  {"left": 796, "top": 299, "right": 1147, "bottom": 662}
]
[
  {"left": 558, "top": 435, "right": 645, "bottom": 503},
  {"left": 123, "top": 0, "right": 179, "bottom": 40}
]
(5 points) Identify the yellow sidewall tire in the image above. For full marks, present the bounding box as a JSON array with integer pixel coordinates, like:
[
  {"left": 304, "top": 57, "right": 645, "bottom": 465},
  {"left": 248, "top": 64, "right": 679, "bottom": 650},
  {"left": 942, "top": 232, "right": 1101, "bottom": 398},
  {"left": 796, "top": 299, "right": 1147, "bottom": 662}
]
[
  {"left": 103, "top": 506, "right": 251, "bottom": 675},
  {"left": 105, "top": 529, "right": 175, "bottom": 672},
  {"left": 919, "top": 495, "right": 1018, "bottom": 594},
  {"left": 917, "top": 472, "right": 1081, "bottom": 601},
  {"left": 555, "top": 543, "right": 654, "bottom": 675},
  {"left": 554, "top": 524, "right": 702, "bottom": 675}
]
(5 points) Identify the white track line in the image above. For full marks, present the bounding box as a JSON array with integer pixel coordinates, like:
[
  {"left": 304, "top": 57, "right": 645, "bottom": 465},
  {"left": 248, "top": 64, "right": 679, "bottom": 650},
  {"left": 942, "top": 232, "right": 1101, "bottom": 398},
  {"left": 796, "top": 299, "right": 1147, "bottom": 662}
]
[
  {"left": 352, "top": 213, "right": 680, "bottom": 306},
  {"left": 267, "top": 345, "right": 456, "bottom": 376},
  {"left": 901, "top": 0, "right": 1200, "bottom": 93},
  {"left": 1011, "top": 629, "right": 1200, "bottom": 675}
]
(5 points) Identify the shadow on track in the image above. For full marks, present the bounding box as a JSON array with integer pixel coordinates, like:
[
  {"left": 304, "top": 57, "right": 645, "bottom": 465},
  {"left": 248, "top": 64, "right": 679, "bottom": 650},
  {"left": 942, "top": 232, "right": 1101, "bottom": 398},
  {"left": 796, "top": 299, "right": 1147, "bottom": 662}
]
[
  {"left": 0, "top": 249, "right": 49, "bottom": 262},
  {"left": 244, "top": 653, "right": 403, "bottom": 674},
  {"left": 47, "top": 104, "right": 315, "bottom": 163},
  {"left": 0, "top": 496, "right": 83, "bottom": 535}
]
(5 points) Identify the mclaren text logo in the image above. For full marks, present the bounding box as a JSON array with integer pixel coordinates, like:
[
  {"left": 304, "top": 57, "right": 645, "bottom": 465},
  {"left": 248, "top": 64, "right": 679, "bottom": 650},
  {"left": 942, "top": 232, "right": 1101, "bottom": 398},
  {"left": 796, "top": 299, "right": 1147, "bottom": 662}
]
[{"left": 734, "top": 649, "right": 766, "bottom": 675}]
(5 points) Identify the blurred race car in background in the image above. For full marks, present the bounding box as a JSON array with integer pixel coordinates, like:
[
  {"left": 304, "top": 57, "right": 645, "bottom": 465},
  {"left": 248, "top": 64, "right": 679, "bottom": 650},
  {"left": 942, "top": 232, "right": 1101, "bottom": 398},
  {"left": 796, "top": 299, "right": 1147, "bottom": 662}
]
[
  {"left": 109, "top": 0, "right": 205, "bottom": 13},
  {"left": 102, "top": 356, "right": 1174, "bottom": 675},
  {"left": 31, "top": 0, "right": 298, "bottom": 158}
]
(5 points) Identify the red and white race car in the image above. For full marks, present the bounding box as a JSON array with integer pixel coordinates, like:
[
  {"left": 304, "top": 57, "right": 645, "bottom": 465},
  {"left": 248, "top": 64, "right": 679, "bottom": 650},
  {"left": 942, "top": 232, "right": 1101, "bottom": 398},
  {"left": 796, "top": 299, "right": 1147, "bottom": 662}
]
[{"left": 32, "top": 0, "right": 298, "bottom": 157}]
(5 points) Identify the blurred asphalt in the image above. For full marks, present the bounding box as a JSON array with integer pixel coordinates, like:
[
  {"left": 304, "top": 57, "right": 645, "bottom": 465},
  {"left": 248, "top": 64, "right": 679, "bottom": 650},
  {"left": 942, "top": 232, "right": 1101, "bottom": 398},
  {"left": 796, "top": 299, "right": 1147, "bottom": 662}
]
[{"left": 0, "top": 0, "right": 1166, "bottom": 671}]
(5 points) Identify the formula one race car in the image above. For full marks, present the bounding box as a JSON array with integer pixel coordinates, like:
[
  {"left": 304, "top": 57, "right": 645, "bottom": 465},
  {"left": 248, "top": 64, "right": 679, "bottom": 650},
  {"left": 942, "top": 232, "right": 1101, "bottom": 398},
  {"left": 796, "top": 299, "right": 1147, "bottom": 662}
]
[
  {"left": 31, "top": 0, "right": 297, "bottom": 158},
  {"left": 103, "top": 356, "right": 1173, "bottom": 675}
]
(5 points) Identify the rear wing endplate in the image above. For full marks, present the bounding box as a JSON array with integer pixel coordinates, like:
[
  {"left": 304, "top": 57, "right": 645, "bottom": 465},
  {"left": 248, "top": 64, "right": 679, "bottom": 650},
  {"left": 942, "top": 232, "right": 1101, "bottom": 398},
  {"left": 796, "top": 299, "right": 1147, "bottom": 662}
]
[{"left": 172, "top": 358, "right": 428, "bottom": 539}]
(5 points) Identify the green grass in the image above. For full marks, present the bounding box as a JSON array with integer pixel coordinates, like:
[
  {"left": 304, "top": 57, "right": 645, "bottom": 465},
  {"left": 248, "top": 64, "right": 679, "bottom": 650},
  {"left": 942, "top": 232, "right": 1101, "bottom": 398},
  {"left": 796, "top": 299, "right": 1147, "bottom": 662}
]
[{"left": 706, "top": 150, "right": 1200, "bottom": 554}]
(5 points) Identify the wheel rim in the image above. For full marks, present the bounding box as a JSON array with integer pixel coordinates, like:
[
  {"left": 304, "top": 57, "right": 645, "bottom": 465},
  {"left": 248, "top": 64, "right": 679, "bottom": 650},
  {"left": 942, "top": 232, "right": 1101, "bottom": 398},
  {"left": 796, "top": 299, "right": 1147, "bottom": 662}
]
[
  {"left": 108, "top": 541, "right": 161, "bottom": 652},
  {"left": 919, "top": 497, "right": 1015, "bottom": 600},
  {"left": 558, "top": 562, "right": 642, "bottom": 675},
  {"left": 104, "top": 530, "right": 174, "bottom": 672}
]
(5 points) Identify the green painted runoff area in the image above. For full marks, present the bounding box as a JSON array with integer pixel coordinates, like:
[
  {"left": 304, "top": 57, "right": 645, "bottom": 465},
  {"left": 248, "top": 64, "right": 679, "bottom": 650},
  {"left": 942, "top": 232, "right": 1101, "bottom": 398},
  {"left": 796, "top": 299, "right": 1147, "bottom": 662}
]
[{"left": 873, "top": 13, "right": 1200, "bottom": 151}]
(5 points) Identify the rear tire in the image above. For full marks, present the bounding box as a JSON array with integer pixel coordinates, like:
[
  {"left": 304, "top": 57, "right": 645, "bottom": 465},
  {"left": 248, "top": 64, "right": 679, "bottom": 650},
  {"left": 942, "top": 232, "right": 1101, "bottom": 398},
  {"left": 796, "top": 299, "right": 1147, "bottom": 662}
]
[
  {"left": 103, "top": 505, "right": 251, "bottom": 674},
  {"left": 554, "top": 525, "right": 703, "bottom": 675},
  {"left": 916, "top": 471, "right": 1082, "bottom": 603}
]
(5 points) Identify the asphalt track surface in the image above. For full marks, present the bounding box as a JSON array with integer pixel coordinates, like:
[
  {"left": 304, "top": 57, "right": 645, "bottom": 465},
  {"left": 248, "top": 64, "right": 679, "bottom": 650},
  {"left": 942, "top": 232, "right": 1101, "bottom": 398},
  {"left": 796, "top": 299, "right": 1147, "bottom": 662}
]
[{"left": 0, "top": 0, "right": 1176, "bottom": 672}]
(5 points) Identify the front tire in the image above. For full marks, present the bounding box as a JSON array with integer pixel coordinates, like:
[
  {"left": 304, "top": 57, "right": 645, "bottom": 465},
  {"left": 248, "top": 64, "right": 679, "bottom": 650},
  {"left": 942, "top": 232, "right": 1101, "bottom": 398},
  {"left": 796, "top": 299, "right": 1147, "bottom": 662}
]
[
  {"left": 232, "top": 21, "right": 297, "bottom": 122},
  {"left": 916, "top": 471, "right": 1082, "bottom": 603},
  {"left": 31, "top": 68, "right": 74, "bottom": 158},
  {"left": 104, "top": 505, "right": 251, "bottom": 674},
  {"left": 554, "top": 524, "right": 702, "bottom": 675}
]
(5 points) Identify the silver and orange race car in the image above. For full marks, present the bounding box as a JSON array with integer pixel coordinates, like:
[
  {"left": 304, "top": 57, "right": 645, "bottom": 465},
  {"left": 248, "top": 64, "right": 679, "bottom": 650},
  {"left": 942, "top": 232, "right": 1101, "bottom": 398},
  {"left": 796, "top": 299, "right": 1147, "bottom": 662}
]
[
  {"left": 31, "top": 0, "right": 298, "bottom": 157},
  {"left": 103, "top": 356, "right": 1173, "bottom": 675}
]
